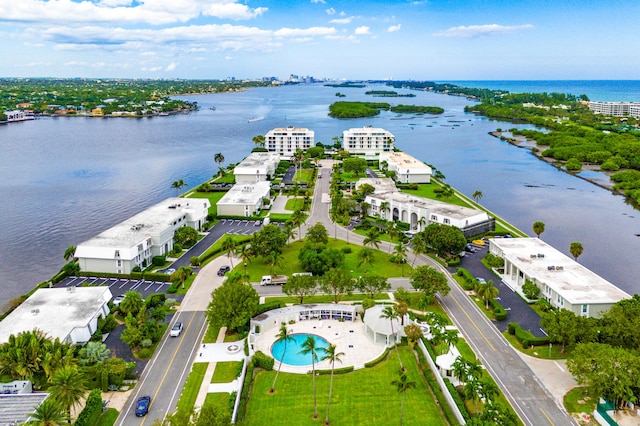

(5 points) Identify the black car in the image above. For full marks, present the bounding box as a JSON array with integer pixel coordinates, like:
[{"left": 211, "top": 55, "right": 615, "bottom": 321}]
[{"left": 217, "top": 265, "right": 231, "bottom": 276}]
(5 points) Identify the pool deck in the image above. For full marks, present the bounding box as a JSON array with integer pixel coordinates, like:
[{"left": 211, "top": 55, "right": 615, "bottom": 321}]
[{"left": 253, "top": 318, "right": 387, "bottom": 374}]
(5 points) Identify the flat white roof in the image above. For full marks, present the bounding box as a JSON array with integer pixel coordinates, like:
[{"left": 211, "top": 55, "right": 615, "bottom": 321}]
[
  {"left": 0, "top": 394, "right": 49, "bottom": 424},
  {"left": 266, "top": 127, "right": 314, "bottom": 135},
  {"left": 0, "top": 287, "right": 112, "bottom": 344},
  {"left": 356, "top": 178, "right": 398, "bottom": 194},
  {"left": 217, "top": 181, "right": 271, "bottom": 206},
  {"left": 234, "top": 152, "right": 280, "bottom": 173},
  {"left": 490, "top": 238, "right": 629, "bottom": 305},
  {"left": 75, "top": 197, "right": 209, "bottom": 255},
  {"left": 370, "top": 191, "right": 488, "bottom": 221},
  {"left": 380, "top": 151, "right": 432, "bottom": 173},
  {"left": 344, "top": 127, "right": 393, "bottom": 136}
]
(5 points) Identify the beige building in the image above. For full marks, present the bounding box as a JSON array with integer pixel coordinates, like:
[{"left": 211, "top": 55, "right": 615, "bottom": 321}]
[
  {"left": 216, "top": 181, "right": 271, "bottom": 217},
  {"left": 75, "top": 198, "right": 210, "bottom": 274},
  {"left": 342, "top": 126, "right": 394, "bottom": 158},
  {"left": 233, "top": 152, "right": 281, "bottom": 184},
  {"left": 489, "top": 238, "right": 629, "bottom": 317},
  {"left": 379, "top": 151, "right": 432, "bottom": 183},
  {"left": 587, "top": 101, "right": 640, "bottom": 118},
  {"left": 266, "top": 126, "right": 314, "bottom": 157}
]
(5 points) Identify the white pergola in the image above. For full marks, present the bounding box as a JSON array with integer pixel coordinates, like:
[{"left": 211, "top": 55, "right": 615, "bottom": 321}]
[{"left": 363, "top": 305, "right": 409, "bottom": 347}]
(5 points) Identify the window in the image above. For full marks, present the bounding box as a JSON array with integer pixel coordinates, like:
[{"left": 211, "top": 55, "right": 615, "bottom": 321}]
[
  {"left": 114, "top": 250, "right": 120, "bottom": 258},
  {"left": 581, "top": 304, "right": 588, "bottom": 315},
  {"left": 443, "top": 218, "right": 450, "bottom": 224},
  {"left": 116, "top": 260, "right": 121, "bottom": 267},
  {"left": 431, "top": 215, "right": 437, "bottom": 221}
]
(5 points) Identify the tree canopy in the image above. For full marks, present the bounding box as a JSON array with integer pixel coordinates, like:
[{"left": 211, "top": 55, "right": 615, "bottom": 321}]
[
  {"left": 206, "top": 279, "right": 259, "bottom": 331},
  {"left": 250, "top": 224, "right": 287, "bottom": 257},
  {"left": 410, "top": 265, "right": 449, "bottom": 304}
]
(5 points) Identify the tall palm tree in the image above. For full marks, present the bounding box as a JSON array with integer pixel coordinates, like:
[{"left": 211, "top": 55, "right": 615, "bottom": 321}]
[
  {"left": 440, "top": 329, "right": 459, "bottom": 355},
  {"left": 380, "top": 306, "right": 403, "bottom": 369},
  {"left": 390, "top": 369, "right": 416, "bottom": 426},
  {"left": 25, "top": 398, "right": 68, "bottom": 425},
  {"left": 171, "top": 179, "right": 187, "bottom": 196},
  {"left": 221, "top": 236, "right": 236, "bottom": 268},
  {"left": 283, "top": 222, "right": 297, "bottom": 244},
  {"left": 49, "top": 365, "right": 86, "bottom": 424},
  {"left": 380, "top": 201, "right": 390, "bottom": 220},
  {"left": 252, "top": 134, "right": 265, "bottom": 148},
  {"left": 532, "top": 221, "right": 545, "bottom": 238},
  {"left": 266, "top": 251, "right": 283, "bottom": 276},
  {"left": 357, "top": 247, "right": 375, "bottom": 273},
  {"left": 477, "top": 280, "right": 499, "bottom": 309},
  {"left": 290, "top": 209, "right": 305, "bottom": 240},
  {"left": 270, "top": 325, "right": 293, "bottom": 393},
  {"left": 299, "top": 336, "right": 323, "bottom": 419},
  {"left": 411, "top": 233, "right": 428, "bottom": 266},
  {"left": 416, "top": 216, "right": 426, "bottom": 231},
  {"left": 175, "top": 265, "right": 193, "bottom": 289},
  {"left": 478, "top": 378, "right": 500, "bottom": 405},
  {"left": 322, "top": 344, "right": 344, "bottom": 425},
  {"left": 119, "top": 290, "right": 144, "bottom": 316},
  {"left": 235, "top": 244, "right": 253, "bottom": 282},
  {"left": 63, "top": 245, "right": 76, "bottom": 262},
  {"left": 214, "top": 152, "right": 225, "bottom": 176},
  {"left": 363, "top": 228, "right": 381, "bottom": 249},
  {"left": 569, "top": 241, "right": 583, "bottom": 261},
  {"left": 392, "top": 243, "right": 408, "bottom": 277},
  {"left": 472, "top": 190, "right": 483, "bottom": 204}
]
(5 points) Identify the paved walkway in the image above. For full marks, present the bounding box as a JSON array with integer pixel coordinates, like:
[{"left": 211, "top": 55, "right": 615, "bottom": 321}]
[{"left": 270, "top": 196, "right": 291, "bottom": 214}]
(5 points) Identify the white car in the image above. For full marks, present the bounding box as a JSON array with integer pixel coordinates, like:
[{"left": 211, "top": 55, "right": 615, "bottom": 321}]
[
  {"left": 170, "top": 322, "right": 183, "bottom": 337},
  {"left": 112, "top": 295, "right": 124, "bottom": 306}
]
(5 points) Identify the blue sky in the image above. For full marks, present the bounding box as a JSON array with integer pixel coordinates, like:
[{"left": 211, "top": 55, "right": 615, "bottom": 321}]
[{"left": 0, "top": 0, "right": 637, "bottom": 80}]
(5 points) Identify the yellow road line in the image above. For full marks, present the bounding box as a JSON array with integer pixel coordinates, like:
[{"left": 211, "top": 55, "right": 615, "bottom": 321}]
[
  {"left": 139, "top": 311, "right": 198, "bottom": 425},
  {"left": 450, "top": 293, "right": 496, "bottom": 352},
  {"left": 539, "top": 407, "right": 554, "bottom": 425}
]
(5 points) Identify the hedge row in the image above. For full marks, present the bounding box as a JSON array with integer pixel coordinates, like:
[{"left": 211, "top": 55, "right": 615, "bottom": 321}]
[
  {"left": 421, "top": 337, "right": 438, "bottom": 362},
  {"left": 507, "top": 322, "right": 550, "bottom": 348},
  {"left": 443, "top": 378, "right": 472, "bottom": 422},
  {"left": 315, "top": 366, "right": 354, "bottom": 375},
  {"left": 364, "top": 347, "right": 389, "bottom": 368},
  {"left": 253, "top": 301, "right": 285, "bottom": 317},
  {"left": 455, "top": 268, "right": 476, "bottom": 291},
  {"left": 489, "top": 299, "right": 508, "bottom": 321},
  {"left": 198, "top": 235, "right": 251, "bottom": 265},
  {"left": 237, "top": 360, "right": 255, "bottom": 423},
  {"left": 253, "top": 351, "right": 274, "bottom": 371},
  {"left": 74, "top": 388, "right": 102, "bottom": 426}
]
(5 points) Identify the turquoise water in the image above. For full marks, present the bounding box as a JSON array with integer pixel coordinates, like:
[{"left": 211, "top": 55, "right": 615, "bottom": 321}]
[{"left": 271, "top": 333, "right": 329, "bottom": 366}]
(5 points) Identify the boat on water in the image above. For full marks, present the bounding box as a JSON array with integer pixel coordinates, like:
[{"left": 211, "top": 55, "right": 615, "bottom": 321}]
[
  {"left": 210, "top": 107, "right": 216, "bottom": 111},
  {"left": 247, "top": 117, "right": 264, "bottom": 123}
]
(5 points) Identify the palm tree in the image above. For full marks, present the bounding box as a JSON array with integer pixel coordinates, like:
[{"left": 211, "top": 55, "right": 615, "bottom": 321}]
[
  {"left": 299, "top": 336, "right": 324, "bottom": 419},
  {"left": 387, "top": 226, "right": 401, "bottom": 253},
  {"left": 235, "top": 244, "right": 252, "bottom": 282},
  {"left": 270, "top": 325, "right": 293, "bottom": 393},
  {"left": 252, "top": 134, "right": 265, "bottom": 148},
  {"left": 380, "top": 306, "right": 403, "bottom": 369},
  {"left": 78, "top": 341, "right": 110, "bottom": 366},
  {"left": 392, "top": 243, "right": 408, "bottom": 276},
  {"left": 478, "top": 378, "right": 500, "bottom": 405},
  {"left": 363, "top": 228, "right": 381, "bottom": 249},
  {"left": 464, "top": 377, "right": 482, "bottom": 414},
  {"left": 441, "top": 329, "right": 459, "bottom": 354},
  {"left": 266, "top": 251, "right": 283, "bottom": 276},
  {"left": 25, "top": 398, "right": 69, "bottom": 425},
  {"left": 532, "top": 221, "right": 545, "bottom": 238},
  {"left": 416, "top": 216, "right": 426, "bottom": 231},
  {"left": 175, "top": 265, "right": 193, "bottom": 289},
  {"left": 472, "top": 190, "right": 483, "bottom": 204},
  {"left": 390, "top": 369, "right": 416, "bottom": 426},
  {"left": 171, "top": 179, "right": 187, "bottom": 196},
  {"left": 119, "top": 290, "right": 144, "bottom": 316},
  {"left": 49, "top": 365, "right": 86, "bottom": 424},
  {"left": 322, "top": 343, "right": 344, "bottom": 425},
  {"left": 221, "top": 236, "right": 236, "bottom": 268},
  {"left": 290, "top": 209, "right": 305, "bottom": 240},
  {"left": 569, "top": 241, "right": 583, "bottom": 261},
  {"left": 214, "top": 152, "right": 225, "bottom": 176},
  {"left": 477, "top": 280, "right": 499, "bottom": 309},
  {"left": 380, "top": 201, "right": 390, "bottom": 220},
  {"left": 63, "top": 245, "right": 76, "bottom": 262},
  {"left": 452, "top": 356, "right": 469, "bottom": 384},
  {"left": 283, "top": 222, "right": 297, "bottom": 244},
  {"left": 411, "top": 233, "right": 428, "bottom": 266},
  {"left": 357, "top": 247, "right": 375, "bottom": 273}
]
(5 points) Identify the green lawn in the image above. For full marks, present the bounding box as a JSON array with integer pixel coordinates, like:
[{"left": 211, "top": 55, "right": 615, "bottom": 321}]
[
  {"left": 176, "top": 363, "right": 208, "bottom": 415},
  {"left": 502, "top": 331, "right": 568, "bottom": 360},
  {"left": 402, "top": 184, "right": 472, "bottom": 209},
  {"left": 294, "top": 170, "right": 314, "bottom": 182},
  {"left": 211, "top": 361, "right": 243, "bottom": 383},
  {"left": 94, "top": 408, "right": 119, "bottom": 426},
  {"left": 203, "top": 392, "right": 233, "bottom": 417},
  {"left": 189, "top": 191, "right": 227, "bottom": 215},
  {"left": 337, "top": 171, "right": 365, "bottom": 182},
  {"left": 242, "top": 347, "right": 447, "bottom": 426},
  {"left": 213, "top": 173, "right": 236, "bottom": 184},
  {"left": 563, "top": 386, "right": 598, "bottom": 415},
  {"left": 203, "top": 323, "right": 222, "bottom": 344},
  {"left": 284, "top": 197, "right": 305, "bottom": 211},
  {"left": 241, "top": 239, "right": 406, "bottom": 282}
]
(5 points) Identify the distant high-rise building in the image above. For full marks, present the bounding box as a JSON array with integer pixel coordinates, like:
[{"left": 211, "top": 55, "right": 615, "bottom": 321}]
[
  {"left": 342, "top": 126, "right": 394, "bottom": 158},
  {"left": 588, "top": 101, "right": 640, "bottom": 118}
]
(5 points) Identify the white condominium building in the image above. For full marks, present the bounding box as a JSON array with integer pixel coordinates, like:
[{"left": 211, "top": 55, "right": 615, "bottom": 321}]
[
  {"left": 234, "top": 152, "right": 281, "bottom": 184},
  {"left": 379, "top": 151, "right": 432, "bottom": 183},
  {"left": 75, "top": 198, "right": 210, "bottom": 274},
  {"left": 588, "top": 101, "right": 640, "bottom": 118},
  {"left": 342, "top": 126, "right": 394, "bottom": 157},
  {"left": 266, "top": 126, "right": 315, "bottom": 157}
]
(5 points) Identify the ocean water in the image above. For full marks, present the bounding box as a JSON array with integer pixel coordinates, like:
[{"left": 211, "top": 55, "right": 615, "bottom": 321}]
[{"left": 445, "top": 80, "right": 640, "bottom": 102}]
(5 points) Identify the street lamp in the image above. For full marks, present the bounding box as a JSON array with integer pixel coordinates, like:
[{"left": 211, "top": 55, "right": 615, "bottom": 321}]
[{"left": 244, "top": 262, "right": 248, "bottom": 283}]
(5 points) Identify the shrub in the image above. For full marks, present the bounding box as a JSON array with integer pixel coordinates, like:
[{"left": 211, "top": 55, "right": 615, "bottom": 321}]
[
  {"left": 190, "top": 256, "right": 201, "bottom": 267},
  {"left": 98, "top": 315, "right": 118, "bottom": 334},
  {"left": 253, "top": 351, "right": 274, "bottom": 371},
  {"left": 74, "top": 388, "right": 103, "bottom": 426},
  {"left": 315, "top": 366, "right": 354, "bottom": 375},
  {"left": 237, "top": 361, "right": 255, "bottom": 422},
  {"left": 443, "top": 378, "right": 471, "bottom": 422},
  {"left": 132, "top": 266, "right": 142, "bottom": 273},
  {"left": 484, "top": 253, "right": 505, "bottom": 268},
  {"left": 536, "top": 298, "right": 552, "bottom": 312},
  {"left": 173, "top": 243, "right": 183, "bottom": 253},
  {"left": 489, "top": 299, "right": 507, "bottom": 321},
  {"left": 364, "top": 347, "right": 389, "bottom": 368},
  {"left": 341, "top": 246, "right": 352, "bottom": 254},
  {"left": 446, "top": 257, "right": 460, "bottom": 267},
  {"left": 167, "top": 284, "right": 178, "bottom": 294},
  {"left": 510, "top": 322, "right": 550, "bottom": 347},
  {"left": 522, "top": 279, "right": 541, "bottom": 299},
  {"left": 253, "top": 301, "right": 285, "bottom": 317},
  {"left": 152, "top": 256, "right": 166, "bottom": 266},
  {"left": 137, "top": 348, "right": 153, "bottom": 359},
  {"left": 145, "top": 293, "right": 166, "bottom": 309},
  {"left": 507, "top": 322, "right": 517, "bottom": 335}
]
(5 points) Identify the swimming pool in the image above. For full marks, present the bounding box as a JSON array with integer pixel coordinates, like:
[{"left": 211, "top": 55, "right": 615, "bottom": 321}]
[{"left": 271, "top": 333, "right": 329, "bottom": 366}]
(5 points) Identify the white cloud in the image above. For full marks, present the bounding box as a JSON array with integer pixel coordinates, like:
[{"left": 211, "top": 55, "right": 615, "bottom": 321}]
[
  {"left": 354, "top": 26, "right": 370, "bottom": 35},
  {"left": 387, "top": 24, "right": 401, "bottom": 32},
  {"left": 0, "top": 0, "right": 267, "bottom": 25},
  {"left": 310, "top": 0, "right": 326, "bottom": 3},
  {"left": 274, "top": 26, "right": 336, "bottom": 37},
  {"left": 325, "top": 7, "right": 335, "bottom": 15},
  {"left": 166, "top": 62, "right": 177, "bottom": 71},
  {"left": 434, "top": 24, "right": 533, "bottom": 38},
  {"left": 330, "top": 17, "right": 352, "bottom": 24}
]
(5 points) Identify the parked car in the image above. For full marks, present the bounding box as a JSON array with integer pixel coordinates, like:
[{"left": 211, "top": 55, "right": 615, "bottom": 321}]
[
  {"left": 164, "top": 268, "right": 176, "bottom": 275},
  {"left": 112, "top": 295, "right": 124, "bottom": 306},
  {"left": 476, "top": 277, "right": 487, "bottom": 285},
  {"left": 217, "top": 265, "right": 231, "bottom": 276},
  {"left": 170, "top": 322, "right": 183, "bottom": 337},
  {"left": 135, "top": 396, "right": 151, "bottom": 417}
]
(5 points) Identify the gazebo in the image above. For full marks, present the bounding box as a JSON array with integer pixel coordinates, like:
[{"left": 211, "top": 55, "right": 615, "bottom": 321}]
[{"left": 363, "top": 305, "right": 410, "bottom": 347}]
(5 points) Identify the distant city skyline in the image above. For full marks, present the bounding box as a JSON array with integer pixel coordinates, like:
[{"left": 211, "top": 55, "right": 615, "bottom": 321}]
[{"left": 1, "top": 0, "right": 638, "bottom": 80}]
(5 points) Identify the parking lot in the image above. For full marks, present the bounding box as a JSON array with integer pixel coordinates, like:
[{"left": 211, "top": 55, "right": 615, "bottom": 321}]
[
  {"left": 58, "top": 276, "right": 174, "bottom": 300},
  {"left": 217, "top": 218, "right": 263, "bottom": 235}
]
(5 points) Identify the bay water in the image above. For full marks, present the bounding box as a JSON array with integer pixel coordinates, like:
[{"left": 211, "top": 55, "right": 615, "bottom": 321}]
[{"left": 1, "top": 82, "right": 639, "bottom": 309}]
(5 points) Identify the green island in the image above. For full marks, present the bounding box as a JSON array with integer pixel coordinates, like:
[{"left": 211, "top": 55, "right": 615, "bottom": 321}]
[
  {"left": 323, "top": 82, "right": 366, "bottom": 88},
  {"left": 365, "top": 90, "right": 416, "bottom": 97},
  {"left": 0, "top": 78, "right": 271, "bottom": 119},
  {"left": 329, "top": 101, "right": 444, "bottom": 118}
]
